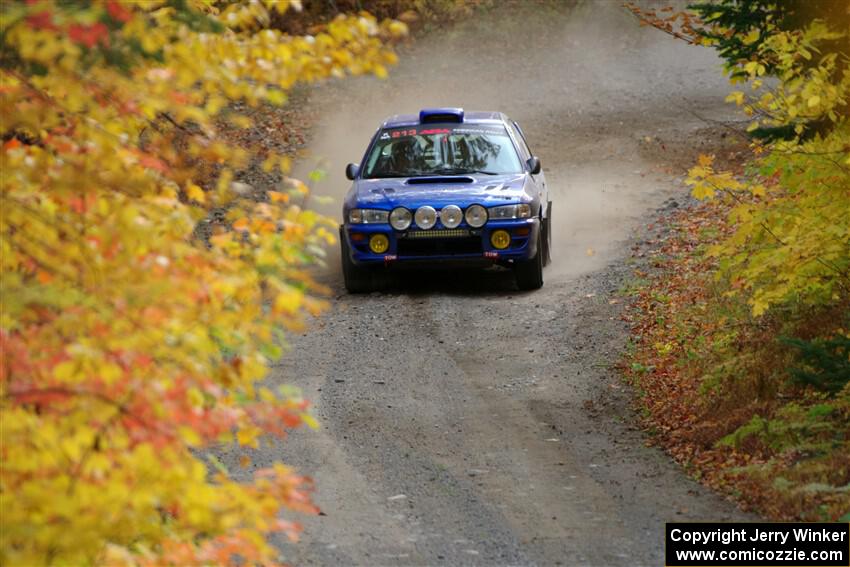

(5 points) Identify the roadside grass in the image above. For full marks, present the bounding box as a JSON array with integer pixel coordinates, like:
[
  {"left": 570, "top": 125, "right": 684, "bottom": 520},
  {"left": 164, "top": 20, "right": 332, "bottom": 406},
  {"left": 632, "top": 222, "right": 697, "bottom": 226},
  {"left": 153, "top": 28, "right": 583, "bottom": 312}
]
[{"left": 622, "top": 199, "right": 850, "bottom": 521}]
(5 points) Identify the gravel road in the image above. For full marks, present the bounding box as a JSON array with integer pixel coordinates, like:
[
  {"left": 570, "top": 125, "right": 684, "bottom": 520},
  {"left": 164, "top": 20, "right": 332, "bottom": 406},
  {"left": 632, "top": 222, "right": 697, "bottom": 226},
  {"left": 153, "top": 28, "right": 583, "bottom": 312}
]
[{"left": 220, "top": 2, "right": 754, "bottom": 565}]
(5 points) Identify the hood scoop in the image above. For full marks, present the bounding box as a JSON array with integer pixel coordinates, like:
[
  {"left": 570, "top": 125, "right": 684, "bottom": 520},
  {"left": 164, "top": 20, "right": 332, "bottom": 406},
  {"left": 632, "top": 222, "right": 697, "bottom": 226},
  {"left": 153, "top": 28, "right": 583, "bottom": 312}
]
[{"left": 406, "top": 176, "right": 474, "bottom": 185}]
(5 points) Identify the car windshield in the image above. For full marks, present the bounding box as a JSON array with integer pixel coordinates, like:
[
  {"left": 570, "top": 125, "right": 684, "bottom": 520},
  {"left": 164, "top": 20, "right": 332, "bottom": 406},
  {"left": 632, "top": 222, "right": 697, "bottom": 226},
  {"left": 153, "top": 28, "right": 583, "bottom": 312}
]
[{"left": 362, "top": 123, "right": 523, "bottom": 178}]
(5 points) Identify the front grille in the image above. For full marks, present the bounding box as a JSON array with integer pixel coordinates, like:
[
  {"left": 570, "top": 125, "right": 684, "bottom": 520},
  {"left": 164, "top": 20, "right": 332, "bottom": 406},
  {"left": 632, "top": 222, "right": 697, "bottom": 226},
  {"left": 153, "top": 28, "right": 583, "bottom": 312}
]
[
  {"left": 406, "top": 229, "right": 470, "bottom": 239},
  {"left": 398, "top": 236, "right": 482, "bottom": 256}
]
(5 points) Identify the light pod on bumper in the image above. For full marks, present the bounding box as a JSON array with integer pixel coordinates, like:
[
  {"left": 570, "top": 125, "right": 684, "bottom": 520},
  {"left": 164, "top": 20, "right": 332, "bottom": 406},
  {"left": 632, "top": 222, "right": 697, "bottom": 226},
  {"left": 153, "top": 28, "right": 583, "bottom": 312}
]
[
  {"left": 440, "top": 205, "right": 463, "bottom": 229},
  {"left": 490, "top": 230, "right": 511, "bottom": 250},
  {"left": 414, "top": 205, "right": 437, "bottom": 229},
  {"left": 464, "top": 204, "right": 488, "bottom": 228},
  {"left": 390, "top": 207, "right": 412, "bottom": 230},
  {"left": 369, "top": 234, "right": 389, "bottom": 254}
]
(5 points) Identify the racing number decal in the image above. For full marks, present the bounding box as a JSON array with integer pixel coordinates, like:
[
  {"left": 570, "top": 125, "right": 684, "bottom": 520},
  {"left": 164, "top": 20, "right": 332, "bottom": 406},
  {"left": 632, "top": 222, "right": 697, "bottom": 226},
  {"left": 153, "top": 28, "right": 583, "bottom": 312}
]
[
  {"left": 391, "top": 129, "right": 417, "bottom": 138},
  {"left": 389, "top": 128, "right": 451, "bottom": 138}
]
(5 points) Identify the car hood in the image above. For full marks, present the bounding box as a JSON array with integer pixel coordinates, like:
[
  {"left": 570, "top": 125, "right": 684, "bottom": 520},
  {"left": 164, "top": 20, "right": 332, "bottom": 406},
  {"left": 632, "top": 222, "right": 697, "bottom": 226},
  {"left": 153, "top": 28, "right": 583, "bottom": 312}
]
[{"left": 346, "top": 173, "right": 530, "bottom": 210}]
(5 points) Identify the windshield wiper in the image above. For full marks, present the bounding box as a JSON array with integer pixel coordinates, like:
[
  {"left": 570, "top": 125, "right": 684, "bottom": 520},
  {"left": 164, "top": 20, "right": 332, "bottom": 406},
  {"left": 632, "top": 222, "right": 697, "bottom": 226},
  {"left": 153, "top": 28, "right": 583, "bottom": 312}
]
[
  {"left": 367, "top": 173, "right": 423, "bottom": 178},
  {"left": 432, "top": 168, "right": 500, "bottom": 176}
]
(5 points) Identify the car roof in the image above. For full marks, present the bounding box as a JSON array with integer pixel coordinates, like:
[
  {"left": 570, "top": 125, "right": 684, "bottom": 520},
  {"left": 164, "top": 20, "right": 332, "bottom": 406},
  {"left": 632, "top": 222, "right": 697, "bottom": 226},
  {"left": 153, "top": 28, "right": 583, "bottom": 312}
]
[{"left": 381, "top": 110, "right": 506, "bottom": 128}]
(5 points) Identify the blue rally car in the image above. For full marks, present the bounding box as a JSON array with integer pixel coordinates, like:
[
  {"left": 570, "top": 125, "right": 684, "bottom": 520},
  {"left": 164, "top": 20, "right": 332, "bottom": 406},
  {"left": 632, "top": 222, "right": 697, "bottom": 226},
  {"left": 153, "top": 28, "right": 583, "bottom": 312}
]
[{"left": 340, "top": 108, "right": 552, "bottom": 292}]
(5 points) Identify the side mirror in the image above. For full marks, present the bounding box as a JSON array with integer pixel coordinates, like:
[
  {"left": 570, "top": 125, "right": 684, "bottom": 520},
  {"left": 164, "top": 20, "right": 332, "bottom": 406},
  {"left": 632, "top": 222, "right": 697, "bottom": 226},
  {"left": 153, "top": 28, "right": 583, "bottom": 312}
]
[
  {"left": 345, "top": 163, "right": 360, "bottom": 180},
  {"left": 527, "top": 156, "right": 541, "bottom": 175}
]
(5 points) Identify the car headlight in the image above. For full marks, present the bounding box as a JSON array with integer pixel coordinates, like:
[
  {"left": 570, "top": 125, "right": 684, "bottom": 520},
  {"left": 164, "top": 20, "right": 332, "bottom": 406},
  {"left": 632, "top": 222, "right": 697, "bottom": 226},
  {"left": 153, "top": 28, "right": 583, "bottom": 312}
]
[
  {"left": 414, "top": 205, "right": 437, "bottom": 230},
  {"left": 349, "top": 208, "right": 389, "bottom": 224},
  {"left": 488, "top": 204, "right": 531, "bottom": 219},
  {"left": 464, "top": 204, "right": 488, "bottom": 228},
  {"left": 389, "top": 207, "right": 412, "bottom": 230},
  {"left": 440, "top": 205, "right": 463, "bottom": 229}
]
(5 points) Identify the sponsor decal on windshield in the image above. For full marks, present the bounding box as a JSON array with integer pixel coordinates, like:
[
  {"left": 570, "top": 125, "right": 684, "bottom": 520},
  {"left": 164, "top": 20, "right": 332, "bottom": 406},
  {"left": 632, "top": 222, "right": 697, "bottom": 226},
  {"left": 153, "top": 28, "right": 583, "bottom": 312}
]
[{"left": 382, "top": 124, "right": 507, "bottom": 139}]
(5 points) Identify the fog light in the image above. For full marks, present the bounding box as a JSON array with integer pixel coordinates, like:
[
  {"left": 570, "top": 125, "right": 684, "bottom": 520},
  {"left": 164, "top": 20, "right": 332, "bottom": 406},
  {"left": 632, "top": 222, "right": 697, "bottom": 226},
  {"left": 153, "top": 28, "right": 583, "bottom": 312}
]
[
  {"left": 490, "top": 230, "right": 510, "bottom": 250},
  {"left": 369, "top": 234, "right": 389, "bottom": 254}
]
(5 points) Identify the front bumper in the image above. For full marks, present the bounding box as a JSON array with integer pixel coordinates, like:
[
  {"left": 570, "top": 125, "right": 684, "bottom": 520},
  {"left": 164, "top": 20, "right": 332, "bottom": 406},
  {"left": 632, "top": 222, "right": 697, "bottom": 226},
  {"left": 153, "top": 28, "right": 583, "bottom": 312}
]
[{"left": 342, "top": 218, "right": 540, "bottom": 266}]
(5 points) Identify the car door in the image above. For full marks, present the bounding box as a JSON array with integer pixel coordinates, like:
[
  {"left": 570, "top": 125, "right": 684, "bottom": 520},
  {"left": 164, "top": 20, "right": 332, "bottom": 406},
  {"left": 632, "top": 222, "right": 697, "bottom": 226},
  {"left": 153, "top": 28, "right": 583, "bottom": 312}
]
[{"left": 508, "top": 120, "right": 548, "bottom": 216}]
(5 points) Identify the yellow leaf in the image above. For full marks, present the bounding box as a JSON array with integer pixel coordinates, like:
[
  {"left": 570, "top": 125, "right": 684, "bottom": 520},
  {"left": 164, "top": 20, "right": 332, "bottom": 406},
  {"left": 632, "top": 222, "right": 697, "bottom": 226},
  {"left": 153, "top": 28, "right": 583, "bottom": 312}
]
[
  {"left": 267, "top": 89, "right": 287, "bottom": 106},
  {"left": 187, "top": 182, "right": 205, "bottom": 204},
  {"left": 231, "top": 115, "right": 253, "bottom": 129},
  {"left": 236, "top": 426, "right": 261, "bottom": 448},
  {"left": 752, "top": 298, "right": 769, "bottom": 317},
  {"left": 53, "top": 361, "right": 76, "bottom": 381},
  {"left": 725, "top": 91, "right": 745, "bottom": 105},
  {"left": 279, "top": 156, "right": 292, "bottom": 173},
  {"left": 388, "top": 21, "right": 408, "bottom": 38},
  {"left": 100, "top": 362, "right": 123, "bottom": 384},
  {"left": 274, "top": 290, "right": 302, "bottom": 315},
  {"left": 742, "top": 29, "right": 760, "bottom": 45},
  {"left": 179, "top": 426, "right": 202, "bottom": 446},
  {"left": 302, "top": 413, "right": 319, "bottom": 429},
  {"left": 691, "top": 182, "right": 715, "bottom": 200},
  {"left": 807, "top": 95, "right": 821, "bottom": 108},
  {"left": 188, "top": 387, "right": 204, "bottom": 408}
]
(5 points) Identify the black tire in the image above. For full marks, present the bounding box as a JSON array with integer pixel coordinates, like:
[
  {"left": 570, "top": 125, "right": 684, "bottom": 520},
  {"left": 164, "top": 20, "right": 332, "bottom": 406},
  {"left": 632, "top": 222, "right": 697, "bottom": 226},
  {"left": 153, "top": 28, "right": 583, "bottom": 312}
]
[
  {"left": 542, "top": 202, "right": 552, "bottom": 267},
  {"left": 515, "top": 228, "right": 544, "bottom": 291},
  {"left": 340, "top": 227, "right": 373, "bottom": 293}
]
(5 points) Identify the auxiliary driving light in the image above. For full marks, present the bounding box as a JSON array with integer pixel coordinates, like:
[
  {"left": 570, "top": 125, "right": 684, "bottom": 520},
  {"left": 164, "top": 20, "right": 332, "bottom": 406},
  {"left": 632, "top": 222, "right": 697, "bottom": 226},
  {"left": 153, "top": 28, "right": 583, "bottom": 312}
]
[
  {"left": 440, "top": 205, "right": 463, "bottom": 229},
  {"left": 465, "top": 204, "right": 488, "bottom": 228},
  {"left": 490, "top": 229, "right": 511, "bottom": 250},
  {"left": 369, "top": 234, "right": 390, "bottom": 254},
  {"left": 415, "top": 206, "right": 437, "bottom": 230},
  {"left": 390, "top": 207, "right": 412, "bottom": 230}
]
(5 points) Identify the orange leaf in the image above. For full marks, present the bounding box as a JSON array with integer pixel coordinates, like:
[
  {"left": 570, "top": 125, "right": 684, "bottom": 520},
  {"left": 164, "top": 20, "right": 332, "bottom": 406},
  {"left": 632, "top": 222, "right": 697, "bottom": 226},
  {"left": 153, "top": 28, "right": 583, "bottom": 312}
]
[
  {"left": 269, "top": 191, "right": 289, "bottom": 203},
  {"left": 139, "top": 155, "right": 169, "bottom": 173}
]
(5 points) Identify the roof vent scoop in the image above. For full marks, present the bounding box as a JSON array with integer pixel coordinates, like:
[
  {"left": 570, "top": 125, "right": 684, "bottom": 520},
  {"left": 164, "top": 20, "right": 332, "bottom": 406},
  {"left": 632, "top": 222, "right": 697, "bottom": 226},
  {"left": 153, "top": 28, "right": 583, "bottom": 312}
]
[{"left": 419, "top": 108, "right": 464, "bottom": 124}]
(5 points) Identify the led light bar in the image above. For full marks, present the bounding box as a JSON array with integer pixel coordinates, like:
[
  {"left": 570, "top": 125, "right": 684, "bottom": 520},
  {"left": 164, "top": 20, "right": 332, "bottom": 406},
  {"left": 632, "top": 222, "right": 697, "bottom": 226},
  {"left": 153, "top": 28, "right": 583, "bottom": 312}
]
[{"left": 406, "top": 229, "right": 470, "bottom": 239}]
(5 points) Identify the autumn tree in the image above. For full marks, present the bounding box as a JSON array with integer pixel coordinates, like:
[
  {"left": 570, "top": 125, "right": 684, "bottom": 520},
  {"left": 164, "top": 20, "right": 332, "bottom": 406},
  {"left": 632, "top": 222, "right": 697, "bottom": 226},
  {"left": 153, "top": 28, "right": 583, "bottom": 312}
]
[
  {"left": 624, "top": 0, "right": 849, "bottom": 519},
  {"left": 627, "top": 1, "right": 849, "bottom": 325},
  {"left": 683, "top": 6, "right": 849, "bottom": 318},
  {"left": 0, "top": 1, "right": 405, "bottom": 564}
]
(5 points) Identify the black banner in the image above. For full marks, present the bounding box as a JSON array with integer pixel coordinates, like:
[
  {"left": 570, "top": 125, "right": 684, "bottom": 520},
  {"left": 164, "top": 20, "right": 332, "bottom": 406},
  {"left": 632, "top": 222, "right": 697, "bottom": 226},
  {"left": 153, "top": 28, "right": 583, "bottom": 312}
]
[{"left": 666, "top": 523, "right": 849, "bottom": 566}]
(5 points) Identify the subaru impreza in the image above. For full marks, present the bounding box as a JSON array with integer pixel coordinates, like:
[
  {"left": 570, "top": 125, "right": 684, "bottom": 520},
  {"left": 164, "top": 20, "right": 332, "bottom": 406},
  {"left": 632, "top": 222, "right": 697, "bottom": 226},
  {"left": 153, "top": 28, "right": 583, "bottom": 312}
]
[{"left": 340, "top": 108, "right": 552, "bottom": 292}]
